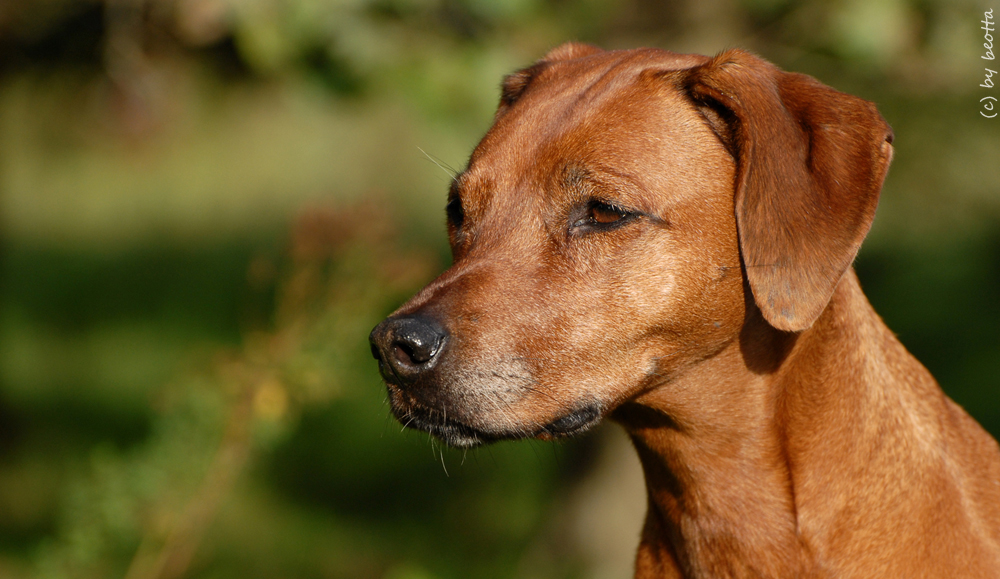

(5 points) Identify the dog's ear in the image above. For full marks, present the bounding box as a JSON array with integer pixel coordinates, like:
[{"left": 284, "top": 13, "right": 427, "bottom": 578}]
[
  {"left": 541, "top": 42, "right": 604, "bottom": 62},
  {"left": 684, "top": 49, "right": 894, "bottom": 332},
  {"left": 499, "top": 43, "right": 604, "bottom": 113}
]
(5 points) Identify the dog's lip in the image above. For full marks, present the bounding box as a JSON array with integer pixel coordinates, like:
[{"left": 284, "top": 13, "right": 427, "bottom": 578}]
[
  {"left": 386, "top": 387, "right": 498, "bottom": 448},
  {"left": 386, "top": 384, "right": 603, "bottom": 447},
  {"left": 402, "top": 411, "right": 496, "bottom": 449},
  {"left": 541, "top": 404, "right": 602, "bottom": 436}
]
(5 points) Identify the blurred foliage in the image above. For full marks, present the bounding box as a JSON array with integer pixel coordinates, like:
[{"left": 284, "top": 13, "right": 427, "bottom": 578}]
[{"left": 0, "top": 0, "right": 998, "bottom": 578}]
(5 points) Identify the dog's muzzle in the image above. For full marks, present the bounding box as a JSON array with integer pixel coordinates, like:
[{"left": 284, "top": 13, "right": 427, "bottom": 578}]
[{"left": 370, "top": 314, "right": 604, "bottom": 447}]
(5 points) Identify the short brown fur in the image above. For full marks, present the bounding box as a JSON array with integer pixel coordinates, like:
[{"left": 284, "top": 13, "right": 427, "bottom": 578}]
[{"left": 369, "top": 44, "right": 1000, "bottom": 578}]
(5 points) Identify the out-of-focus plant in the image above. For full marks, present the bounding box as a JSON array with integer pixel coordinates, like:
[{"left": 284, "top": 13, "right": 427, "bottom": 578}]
[{"left": 30, "top": 200, "right": 438, "bottom": 579}]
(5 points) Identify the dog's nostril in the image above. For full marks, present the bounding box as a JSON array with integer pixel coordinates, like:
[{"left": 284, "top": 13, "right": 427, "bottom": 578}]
[
  {"left": 391, "top": 330, "right": 440, "bottom": 366},
  {"left": 393, "top": 343, "right": 416, "bottom": 366},
  {"left": 372, "top": 315, "right": 448, "bottom": 377}
]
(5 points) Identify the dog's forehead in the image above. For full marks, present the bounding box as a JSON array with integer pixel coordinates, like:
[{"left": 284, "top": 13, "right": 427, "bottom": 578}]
[
  {"left": 523, "top": 47, "right": 708, "bottom": 104},
  {"left": 476, "top": 48, "right": 706, "bottom": 153},
  {"left": 457, "top": 48, "right": 719, "bottom": 213}
]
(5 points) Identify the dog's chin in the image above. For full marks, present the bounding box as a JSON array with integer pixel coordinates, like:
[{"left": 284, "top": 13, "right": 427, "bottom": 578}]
[
  {"left": 394, "top": 409, "right": 495, "bottom": 448},
  {"left": 385, "top": 386, "right": 603, "bottom": 448}
]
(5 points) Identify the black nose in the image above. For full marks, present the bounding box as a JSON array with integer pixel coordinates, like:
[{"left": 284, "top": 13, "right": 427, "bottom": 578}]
[{"left": 369, "top": 315, "right": 448, "bottom": 383}]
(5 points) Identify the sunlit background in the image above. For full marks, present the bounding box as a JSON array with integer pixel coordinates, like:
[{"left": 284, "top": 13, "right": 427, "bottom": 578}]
[{"left": 0, "top": 0, "right": 997, "bottom": 577}]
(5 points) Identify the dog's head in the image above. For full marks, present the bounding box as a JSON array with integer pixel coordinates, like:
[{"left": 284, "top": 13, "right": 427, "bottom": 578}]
[{"left": 369, "top": 44, "right": 894, "bottom": 448}]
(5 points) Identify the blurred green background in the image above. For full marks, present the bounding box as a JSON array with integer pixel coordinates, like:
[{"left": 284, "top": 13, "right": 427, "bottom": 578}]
[{"left": 0, "top": 0, "right": 997, "bottom": 577}]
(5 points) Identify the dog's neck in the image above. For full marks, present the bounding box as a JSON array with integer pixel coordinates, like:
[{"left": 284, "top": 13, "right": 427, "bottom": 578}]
[{"left": 616, "top": 270, "right": 941, "bottom": 578}]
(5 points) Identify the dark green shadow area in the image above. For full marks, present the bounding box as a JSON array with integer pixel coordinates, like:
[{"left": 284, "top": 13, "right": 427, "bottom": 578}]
[{"left": 0, "top": 238, "right": 278, "bottom": 549}]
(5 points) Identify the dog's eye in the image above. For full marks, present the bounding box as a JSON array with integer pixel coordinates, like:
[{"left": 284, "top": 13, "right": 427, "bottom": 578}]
[
  {"left": 590, "top": 203, "right": 627, "bottom": 224},
  {"left": 572, "top": 200, "right": 635, "bottom": 232},
  {"left": 446, "top": 195, "right": 464, "bottom": 229}
]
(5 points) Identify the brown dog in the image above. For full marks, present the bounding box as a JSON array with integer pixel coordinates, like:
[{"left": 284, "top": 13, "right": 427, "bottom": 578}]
[{"left": 369, "top": 44, "right": 1000, "bottom": 578}]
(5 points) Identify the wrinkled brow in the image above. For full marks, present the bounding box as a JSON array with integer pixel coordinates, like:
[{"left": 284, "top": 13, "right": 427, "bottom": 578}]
[{"left": 557, "top": 163, "right": 658, "bottom": 212}]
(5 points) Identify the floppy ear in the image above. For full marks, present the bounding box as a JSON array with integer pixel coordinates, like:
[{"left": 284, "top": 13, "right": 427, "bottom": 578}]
[
  {"left": 498, "top": 42, "right": 604, "bottom": 113},
  {"left": 684, "top": 49, "right": 894, "bottom": 332}
]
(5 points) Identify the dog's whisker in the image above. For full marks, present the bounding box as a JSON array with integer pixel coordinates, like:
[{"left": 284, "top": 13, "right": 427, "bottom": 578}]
[
  {"left": 381, "top": 408, "right": 395, "bottom": 438},
  {"left": 439, "top": 448, "right": 449, "bottom": 477},
  {"left": 417, "top": 147, "right": 459, "bottom": 183}
]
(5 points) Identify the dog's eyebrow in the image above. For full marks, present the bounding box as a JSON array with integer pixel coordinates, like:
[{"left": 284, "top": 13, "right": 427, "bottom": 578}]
[
  {"left": 561, "top": 163, "right": 661, "bottom": 217},
  {"left": 561, "top": 164, "right": 590, "bottom": 189}
]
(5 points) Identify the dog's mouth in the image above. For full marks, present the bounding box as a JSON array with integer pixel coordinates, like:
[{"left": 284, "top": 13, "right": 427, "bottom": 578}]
[{"left": 385, "top": 384, "right": 602, "bottom": 448}]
